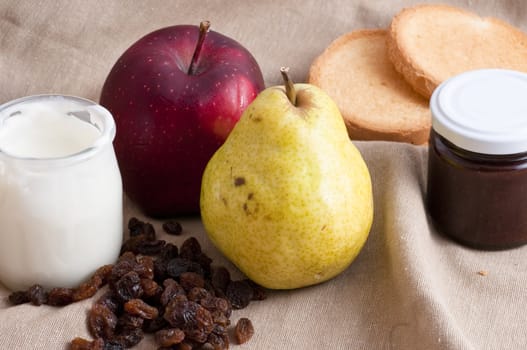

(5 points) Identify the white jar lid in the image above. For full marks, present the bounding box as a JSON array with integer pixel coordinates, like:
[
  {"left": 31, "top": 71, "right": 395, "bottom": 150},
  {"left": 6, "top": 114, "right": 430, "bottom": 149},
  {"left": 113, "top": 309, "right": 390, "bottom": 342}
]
[{"left": 430, "top": 69, "right": 527, "bottom": 155}]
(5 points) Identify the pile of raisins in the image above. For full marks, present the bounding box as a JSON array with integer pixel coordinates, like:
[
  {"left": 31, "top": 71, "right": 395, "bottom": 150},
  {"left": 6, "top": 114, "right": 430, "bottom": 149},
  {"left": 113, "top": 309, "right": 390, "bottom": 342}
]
[{"left": 8, "top": 218, "right": 263, "bottom": 349}]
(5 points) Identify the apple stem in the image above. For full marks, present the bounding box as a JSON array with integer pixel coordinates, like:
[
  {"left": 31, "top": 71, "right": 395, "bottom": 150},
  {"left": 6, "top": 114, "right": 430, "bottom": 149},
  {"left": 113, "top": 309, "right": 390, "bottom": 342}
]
[
  {"left": 280, "top": 67, "right": 297, "bottom": 106},
  {"left": 188, "top": 20, "right": 211, "bottom": 75}
]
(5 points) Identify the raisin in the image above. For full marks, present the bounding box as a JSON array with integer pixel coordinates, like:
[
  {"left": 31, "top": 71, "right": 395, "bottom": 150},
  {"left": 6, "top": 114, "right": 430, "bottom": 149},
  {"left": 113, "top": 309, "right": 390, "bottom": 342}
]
[
  {"left": 140, "top": 278, "right": 162, "bottom": 298},
  {"left": 110, "top": 253, "right": 136, "bottom": 283},
  {"left": 28, "top": 284, "right": 48, "bottom": 306},
  {"left": 95, "top": 291, "right": 121, "bottom": 314},
  {"left": 114, "top": 271, "right": 143, "bottom": 302},
  {"left": 127, "top": 218, "right": 156, "bottom": 240},
  {"left": 187, "top": 287, "right": 211, "bottom": 302},
  {"left": 162, "top": 220, "right": 183, "bottom": 235},
  {"left": 116, "top": 313, "right": 144, "bottom": 331},
  {"left": 245, "top": 279, "right": 268, "bottom": 301},
  {"left": 200, "top": 297, "right": 231, "bottom": 318},
  {"left": 179, "top": 272, "right": 205, "bottom": 292},
  {"left": 207, "top": 331, "right": 230, "bottom": 350},
  {"left": 102, "top": 341, "right": 123, "bottom": 350},
  {"left": 135, "top": 255, "right": 155, "bottom": 280},
  {"left": 160, "top": 279, "right": 186, "bottom": 306},
  {"left": 111, "top": 327, "right": 143, "bottom": 348},
  {"left": 234, "top": 318, "right": 254, "bottom": 344},
  {"left": 153, "top": 259, "right": 168, "bottom": 283},
  {"left": 164, "top": 298, "right": 214, "bottom": 341},
  {"left": 119, "top": 235, "right": 147, "bottom": 255},
  {"left": 187, "top": 306, "right": 214, "bottom": 341},
  {"left": 70, "top": 337, "right": 104, "bottom": 350},
  {"left": 120, "top": 251, "right": 137, "bottom": 261},
  {"left": 73, "top": 279, "right": 101, "bottom": 302},
  {"left": 166, "top": 258, "right": 191, "bottom": 279},
  {"left": 225, "top": 280, "right": 253, "bottom": 309},
  {"left": 143, "top": 316, "right": 169, "bottom": 333},
  {"left": 124, "top": 299, "right": 159, "bottom": 320},
  {"left": 88, "top": 303, "right": 118, "bottom": 339},
  {"left": 179, "top": 237, "right": 202, "bottom": 261},
  {"left": 185, "top": 327, "right": 208, "bottom": 343},
  {"left": 47, "top": 287, "right": 75, "bottom": 306},
  {"left": 187, "top": 261, "right": 205, "bottom": 276},
  {"left": 178, "top": 341, "right": 197, "bottom": 350},
  {"left": 85, "top": 271, "right": 104, "bottom": 288},
  {"left": 141, "top": 222, "right": 156, "bottom": 241},
  {"left": 94, "top": 264, "right": 114, "bottom": 285},
  {"left": 163, "top": 298, "right": 199, "bottom": 328},
  {"left": 210, "top": 310, "right": 230, "bottom": 328},
  {"left": 127, "top": 217, "right": 143, "bottom": 236},
  {"left": 158, "top": 243, "right": 179, "bottom": 260},
  {"left": 185, "top": 328, "right": 210, "bottom": 344},
  {"left": 8, "top": 290, "right": 30, "bottom": 305},
  {"left": 195, "top": 253, "right": 213, "bottom": 277},
  {"left": 135, "top": 239, "right": 166, "bottom": 255},
  {"left": 155, "top": 328, "right": 185, "bottom": 347},
  {"left": 211, "top": 323, "right": 228, "bottom": 336},
  {"left": 211, "top": 267, "right": 231, "bottom": 294}
]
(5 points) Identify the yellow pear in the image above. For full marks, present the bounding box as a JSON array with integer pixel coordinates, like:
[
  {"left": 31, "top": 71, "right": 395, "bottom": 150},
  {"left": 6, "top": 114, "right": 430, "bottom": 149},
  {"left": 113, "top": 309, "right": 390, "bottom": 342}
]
[{"left": 200, "top": 68, "right": 373, "bottom": 289}]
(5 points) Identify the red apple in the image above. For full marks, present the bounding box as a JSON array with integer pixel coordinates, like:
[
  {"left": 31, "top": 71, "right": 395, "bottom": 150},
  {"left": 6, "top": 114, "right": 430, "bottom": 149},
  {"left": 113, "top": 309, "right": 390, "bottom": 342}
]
[{"left": 100, "top": 21, "right": 265, "bottom": 217}]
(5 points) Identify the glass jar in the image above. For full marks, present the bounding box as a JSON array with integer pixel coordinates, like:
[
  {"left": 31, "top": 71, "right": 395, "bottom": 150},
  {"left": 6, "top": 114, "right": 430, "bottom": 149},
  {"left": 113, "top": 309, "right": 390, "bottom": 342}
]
[
  {"left": 0, "top": 95, "right": 123, "bottom": 291},
  {"left": 427, "top": 69, "right": 527, "bottom": 250}
]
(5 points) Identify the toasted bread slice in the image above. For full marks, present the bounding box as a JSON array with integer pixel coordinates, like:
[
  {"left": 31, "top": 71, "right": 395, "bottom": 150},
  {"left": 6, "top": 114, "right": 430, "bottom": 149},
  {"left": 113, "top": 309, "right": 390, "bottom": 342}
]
[
  {"left": 387, "top": 4, "right": 527, "bottom": 98},
  {"left": 309, "top": 29, "right": 430, "bottom": 145}
]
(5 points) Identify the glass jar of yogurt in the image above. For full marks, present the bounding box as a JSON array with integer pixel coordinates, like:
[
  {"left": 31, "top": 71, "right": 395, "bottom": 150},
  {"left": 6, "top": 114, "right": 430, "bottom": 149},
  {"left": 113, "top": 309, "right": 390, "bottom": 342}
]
[{"left": 0, "top": 95, "right": 123, "bottom": 291}]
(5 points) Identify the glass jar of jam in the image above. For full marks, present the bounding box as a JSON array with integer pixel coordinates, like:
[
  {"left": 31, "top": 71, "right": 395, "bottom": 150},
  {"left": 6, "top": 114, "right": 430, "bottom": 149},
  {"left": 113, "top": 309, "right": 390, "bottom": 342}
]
[{"left": 427, "top": 69, "right": 527, "bottom": 250}]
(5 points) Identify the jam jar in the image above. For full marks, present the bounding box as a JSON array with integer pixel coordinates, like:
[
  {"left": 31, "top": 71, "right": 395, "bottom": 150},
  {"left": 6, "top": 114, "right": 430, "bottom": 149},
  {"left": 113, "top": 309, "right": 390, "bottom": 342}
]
[{"left": 427, "top": 69, "right": 527, "bottom": 250}]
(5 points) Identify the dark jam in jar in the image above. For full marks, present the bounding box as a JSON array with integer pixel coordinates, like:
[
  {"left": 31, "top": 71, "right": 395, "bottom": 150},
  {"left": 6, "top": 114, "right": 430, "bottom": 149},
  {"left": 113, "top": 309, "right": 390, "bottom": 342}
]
[
  {"left": 426, "top": 69, "right": 527, "bottom": 250},
  {"left": 427, "top": 131, "right": 527, "bottom": 249}
]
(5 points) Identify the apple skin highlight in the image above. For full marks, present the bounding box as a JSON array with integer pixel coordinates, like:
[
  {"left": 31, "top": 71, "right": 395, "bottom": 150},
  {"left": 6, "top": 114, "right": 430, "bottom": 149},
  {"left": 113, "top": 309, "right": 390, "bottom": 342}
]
[{"left": 100, "top": 23, "right": 265, "bottom": 217}]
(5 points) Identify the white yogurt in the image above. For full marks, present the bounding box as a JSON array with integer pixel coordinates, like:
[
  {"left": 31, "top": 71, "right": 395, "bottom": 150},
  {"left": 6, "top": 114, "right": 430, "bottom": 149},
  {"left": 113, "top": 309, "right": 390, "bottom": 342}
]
[
  {"left": 0, "top": 102, "right": 101, "bottom": 158},
  {"left": 0, "top": 95, "right": 123, "bottom": 291}
]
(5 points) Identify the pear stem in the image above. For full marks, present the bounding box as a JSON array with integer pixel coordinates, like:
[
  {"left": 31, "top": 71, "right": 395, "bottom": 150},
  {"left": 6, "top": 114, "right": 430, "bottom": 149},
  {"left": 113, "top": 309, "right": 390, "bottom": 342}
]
[
  {"left": 280, "top": 67, "right": 297, "bottom": 106},
  {"left": 188, "top": 20, "right": 211, "bottom": 75}
]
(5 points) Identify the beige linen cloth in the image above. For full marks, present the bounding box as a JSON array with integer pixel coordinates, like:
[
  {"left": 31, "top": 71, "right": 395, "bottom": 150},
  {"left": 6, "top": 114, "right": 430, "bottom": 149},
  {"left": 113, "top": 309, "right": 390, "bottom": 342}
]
[{"left": 1, "top": 1, "right": 526, "bottom": 349}]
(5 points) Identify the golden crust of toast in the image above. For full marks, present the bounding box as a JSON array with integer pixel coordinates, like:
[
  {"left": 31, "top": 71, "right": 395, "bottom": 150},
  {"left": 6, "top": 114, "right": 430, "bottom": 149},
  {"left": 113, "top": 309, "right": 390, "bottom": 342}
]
[
  {"left": 387, "top": 4, "right": 527, "bottom": 98},
  {"left": 309, "top": 29, "right": 430, "bottom": 145}
]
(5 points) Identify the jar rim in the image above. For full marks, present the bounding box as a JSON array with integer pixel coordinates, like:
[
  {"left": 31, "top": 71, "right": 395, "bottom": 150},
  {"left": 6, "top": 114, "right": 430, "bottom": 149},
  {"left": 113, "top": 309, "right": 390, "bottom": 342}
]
[
  {"left": 431, "top": 69, "right": 527, "bottom": 155},
  {"left": 0, "top": 94, "right": 116, "bottom": 165}
]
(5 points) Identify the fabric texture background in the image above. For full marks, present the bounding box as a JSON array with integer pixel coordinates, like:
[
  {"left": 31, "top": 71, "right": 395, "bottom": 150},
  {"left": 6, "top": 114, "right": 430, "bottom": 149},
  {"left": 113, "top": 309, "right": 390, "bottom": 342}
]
[{"left": 1, "top": 1, "right": 526, "bottom": 349}]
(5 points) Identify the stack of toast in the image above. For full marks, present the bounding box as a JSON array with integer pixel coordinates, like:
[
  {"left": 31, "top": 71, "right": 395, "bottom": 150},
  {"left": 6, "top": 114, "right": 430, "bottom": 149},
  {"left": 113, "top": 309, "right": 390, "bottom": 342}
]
[{"left": 308, "top": 4, "right": 527, "bottom": 145}]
